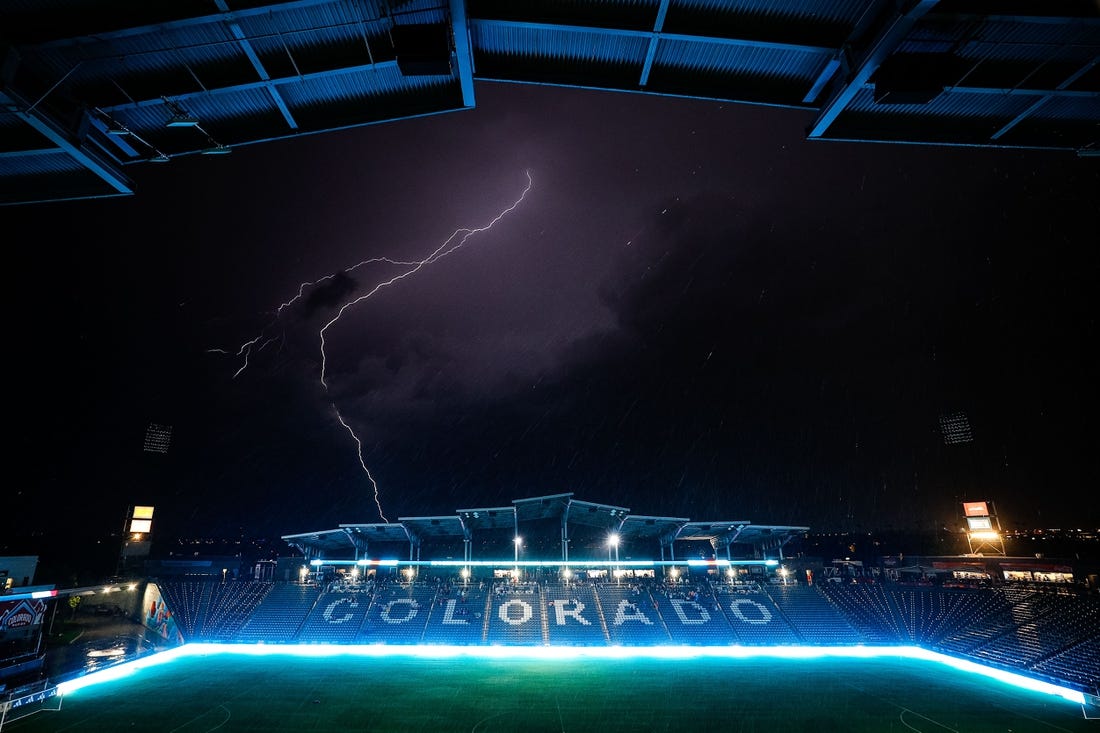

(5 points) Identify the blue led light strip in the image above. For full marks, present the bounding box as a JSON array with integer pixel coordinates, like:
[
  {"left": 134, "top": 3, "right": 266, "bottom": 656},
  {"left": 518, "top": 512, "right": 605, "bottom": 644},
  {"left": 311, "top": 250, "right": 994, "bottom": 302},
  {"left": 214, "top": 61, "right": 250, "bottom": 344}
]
[
  {"left": 308, "top": 559, "right": 781, "bottom": 568},
  {"left": 56, "top": 644, "right": 1086, "bottom": 706}
]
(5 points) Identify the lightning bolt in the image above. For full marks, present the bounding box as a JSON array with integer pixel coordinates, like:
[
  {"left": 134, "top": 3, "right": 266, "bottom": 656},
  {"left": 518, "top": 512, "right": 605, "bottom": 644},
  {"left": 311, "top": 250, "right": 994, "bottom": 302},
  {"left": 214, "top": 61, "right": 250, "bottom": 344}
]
[
  {"left": 335, "top": 405, "right": 388, "bottom": 523},
  {"left": 319, "top": 170, "right": 533, "bottom": 389},
  {"left": 210, "top": 170, "right": 534, "bottom": 528}
]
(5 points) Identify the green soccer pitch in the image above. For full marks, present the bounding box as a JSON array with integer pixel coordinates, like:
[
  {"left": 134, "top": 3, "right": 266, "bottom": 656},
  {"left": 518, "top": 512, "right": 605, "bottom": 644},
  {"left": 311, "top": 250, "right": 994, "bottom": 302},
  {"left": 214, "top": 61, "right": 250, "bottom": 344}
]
[{"left": 6, "top": 646, "right": 1094, "bottom": 733}]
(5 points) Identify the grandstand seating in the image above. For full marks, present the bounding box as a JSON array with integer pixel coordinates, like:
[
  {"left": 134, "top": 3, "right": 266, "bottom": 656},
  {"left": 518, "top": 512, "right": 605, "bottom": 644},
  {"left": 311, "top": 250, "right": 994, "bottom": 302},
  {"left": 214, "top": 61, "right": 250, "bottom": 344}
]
[
  {"left": 817, "top": 582, "right": 904, "bottom": 642},
  {"left": 201, "top": 581, "right": 272, "bottom": 640},
  {"left": 935, "top": 589, "right": 1056, "bottom": 655},
  {"left": 235, "top": 583, "right": 320, "bottom": 642},
  {"left": 486, "top": 582, "right": 545, "bottom": 645},
  {"left": 358, "top": 582, "right": 435, "bottom": 644},
  {"left": 154, "top": 582, "right": 209, "bottom": 640},
  {"left": 422, "top": 584, "right": 489, "bottom": 645},
  {"left": 1033, "top": 637, "right": 1100, "bottom": 690},
  {"left": 297, "top": 588, "right": 373, "bottom": 643},
  {"left": 155, "top": 577, "right": 1100, "bottom": 695},
  {"left": 712, "top": 584, "right": 800, "bottom": 644},
  {"left": 651, "top": 583, "right": 735, "bottom": 645},
  {"left": 763, "top": 584, "right": 861, "bottom": 644},
  {"left": 596, "top": 585, "right": 671, "bottom": 645},
  {"left": 544, "top": 584, "right": 608, "bottom": 645}
]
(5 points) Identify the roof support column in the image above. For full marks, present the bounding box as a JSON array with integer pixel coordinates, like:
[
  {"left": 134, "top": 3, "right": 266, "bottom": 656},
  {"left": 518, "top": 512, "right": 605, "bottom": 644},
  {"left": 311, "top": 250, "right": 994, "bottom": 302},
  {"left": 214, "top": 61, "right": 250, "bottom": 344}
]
[
  {"left": 449, "top": 0, "right": 476, "bottom": 108},
  {"left": 808, "top": 0, "right": 939, "bottom": 139},
  {"left": 214, "top": 0, "right": 298, "bottom": 130},
  {"left": 991, "top": 58, "right": 1098, "bottom": 141},
  {"left": 639, "top": 0, "right": 671, "bottom": 87},
  {"left": 0, "top": 87, "right": 132, "bottom": 195}
]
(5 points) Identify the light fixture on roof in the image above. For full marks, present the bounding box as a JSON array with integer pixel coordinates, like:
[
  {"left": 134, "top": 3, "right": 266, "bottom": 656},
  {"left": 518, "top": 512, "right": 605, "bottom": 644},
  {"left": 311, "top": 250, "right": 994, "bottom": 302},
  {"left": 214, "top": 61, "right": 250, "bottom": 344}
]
[
  {"left": 165, "top": 113, "right": 200, "bottom": 128},
  {"left": 149, "top": 154, "right": 171, "bottom": 163},
  {"left": 161, "top": 96, "right": 200, "bottom": 127},
  {"left": 106, "top": 122, "right": 129, "bottom": 135},
  {"left": 201, "top": 143, "right": 231, "bottom": 155}
]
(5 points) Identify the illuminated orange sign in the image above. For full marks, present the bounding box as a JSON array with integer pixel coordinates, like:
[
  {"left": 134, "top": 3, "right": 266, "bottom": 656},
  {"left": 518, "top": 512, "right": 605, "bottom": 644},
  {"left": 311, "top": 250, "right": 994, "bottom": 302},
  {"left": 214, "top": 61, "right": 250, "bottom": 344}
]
[{"left": 963, "top": 501, "right": 989, "bottom": 517}]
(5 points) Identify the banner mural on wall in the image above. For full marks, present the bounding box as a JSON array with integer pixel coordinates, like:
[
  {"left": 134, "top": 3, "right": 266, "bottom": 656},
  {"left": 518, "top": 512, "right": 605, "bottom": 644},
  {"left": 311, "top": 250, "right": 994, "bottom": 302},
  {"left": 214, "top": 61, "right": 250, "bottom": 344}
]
[
  {"left": 0, "top": 598, "right": 47, "bottom": 631},
  {"left": 141, "top": 583, "right": 184, "bottom": 645}
]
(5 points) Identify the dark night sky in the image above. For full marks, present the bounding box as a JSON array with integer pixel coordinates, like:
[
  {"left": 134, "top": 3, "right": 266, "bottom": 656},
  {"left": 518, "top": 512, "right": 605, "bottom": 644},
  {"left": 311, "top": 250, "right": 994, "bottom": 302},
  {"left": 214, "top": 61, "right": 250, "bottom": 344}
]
[{"left": 6, "top": 82, "right": 1099, "bottom": 546}]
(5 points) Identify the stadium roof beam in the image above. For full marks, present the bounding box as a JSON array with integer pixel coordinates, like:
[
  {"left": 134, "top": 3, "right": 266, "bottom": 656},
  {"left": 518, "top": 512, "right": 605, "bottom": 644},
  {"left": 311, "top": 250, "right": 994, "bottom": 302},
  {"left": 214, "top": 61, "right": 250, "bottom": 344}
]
[
  {"left": 0, "top": 86, "right": 132, "bottom": 198},
  {"left": 281, "top": 528, "right": 356, "bottom": 561},
  {"left": 399, "top": 515, "right": 472, "bottom": 563},
  {"left": 450, "top": 0, "right": 475, "bottom": 108},
  {"left": 990, "top": 57, "right": 1099, "bottom": 142},
  {"left": 619, "top": 515, "right": 690, "bottom": 561},
  {"left": 468, "top": 19, "right": 838, "bottom": 58},
  {"left": 27, "top": 0, "right": 362, "bottom": 49},
  {"left": 673, "top": 521, "right": 751, "bottom": 561},
  {"left": 638, "top": 0, "right": 671, "bottom": 88},
  {"left": 339, "top": 522, "right": 416, "bottom": 561},
  {"left": 807, "top": 0, "right": 940, "bottom": 140},
  {"left": 96, "top": 60, "right": 401, "bottom": 114},
  {"left": 213, "top": 0, "right": 298, "bottom": 131}
]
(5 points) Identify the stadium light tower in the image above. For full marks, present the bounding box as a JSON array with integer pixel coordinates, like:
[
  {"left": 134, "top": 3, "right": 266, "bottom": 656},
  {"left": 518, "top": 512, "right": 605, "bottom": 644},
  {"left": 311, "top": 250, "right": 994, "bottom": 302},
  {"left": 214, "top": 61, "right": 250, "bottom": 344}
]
[
  {"left": 514, "top": 536, "right": 522, "bottom": 580},
  {"left": 608, "top": 533, "right": 621, "bottom": 584}
]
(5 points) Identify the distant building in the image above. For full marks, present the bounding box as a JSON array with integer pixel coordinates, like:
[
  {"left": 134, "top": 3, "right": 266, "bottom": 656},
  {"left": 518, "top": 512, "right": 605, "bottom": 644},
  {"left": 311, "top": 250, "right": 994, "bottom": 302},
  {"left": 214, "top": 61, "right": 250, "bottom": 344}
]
[{"left": 0, "top": 556, "right": 38, "bottom": 591}]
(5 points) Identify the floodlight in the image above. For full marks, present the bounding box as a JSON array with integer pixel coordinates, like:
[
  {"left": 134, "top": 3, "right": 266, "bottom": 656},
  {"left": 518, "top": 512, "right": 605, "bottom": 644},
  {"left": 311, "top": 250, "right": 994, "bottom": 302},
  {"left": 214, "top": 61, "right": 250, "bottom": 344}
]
[
  {"left": 514, "top": 536, "right": 522, "bottom": 545},
  {"left": 201, "top": 144, "right": 231, "bottom": 155},
  {"left": 149, "top": 154, "right": 171, "bottom": 163},
  {"left": 608, "top": 533, "right": 620, "bottom": 547},
  {"left": 969, "top": 530, "right": 1000, "bottom": 541},
  {"left": 165, "top": 114, "right": 199, "bottom": 128},
  {"left": 106, "top": 122, "right": 129, "bottom": 135}
]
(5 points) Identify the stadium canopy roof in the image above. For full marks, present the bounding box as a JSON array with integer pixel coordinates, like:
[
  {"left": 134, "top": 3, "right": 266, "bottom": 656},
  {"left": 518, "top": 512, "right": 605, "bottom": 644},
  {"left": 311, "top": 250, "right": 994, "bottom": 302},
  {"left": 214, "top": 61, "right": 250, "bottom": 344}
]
[
  {"left": 676, "top": 521, "right": 754, "bottom": 547},
  {"left": 563, "top": 498, "right": 631, "bottom": 529},
  {"left": 617, "top": 515, "right": 690, "bottom": 543},
  {"left": 281, "top": 494, "right": 809, "bottom": 561},
  {"left": 282, "top": 528, "right": 356, "bottom": 557},
  {"left": 3, "top": 0, "right": 1095, "bottom": 205},
  {"left": 339, "top": 523, "right": 413, "bottom": 543},
  {"left": 678, "top": 523, "right": 811, "bottom": 556},
  {"left": 455, "top": 506, "right": 516, "bottom": 533},
  {"left": 398, "top": 515, "right": 469, "bottom": 542},
  {"left": 512, "top": 493, "right": 574, "bottom": 522}
]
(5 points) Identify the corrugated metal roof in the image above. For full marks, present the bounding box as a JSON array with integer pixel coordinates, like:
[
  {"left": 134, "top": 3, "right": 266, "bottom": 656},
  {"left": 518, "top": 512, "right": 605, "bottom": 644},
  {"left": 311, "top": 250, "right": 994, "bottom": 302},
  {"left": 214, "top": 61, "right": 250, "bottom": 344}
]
[
  {"left": 470, "top": 22, "right": 650, "bottom": 65},
  {"left": 278, "top": 64, "right": 453, "bottom": 109},
  {"left": 847, "top": 86, "right": 1036, "bottom": 120},
  {"left": 655, "top": 36, "right": 825, "bottom": 81},
  {"left": 468, "top": 0, "right": 659, "bottom": 32},
  {"left": 671, "top": 0, "right": 871, "bottom": 28},
  {"left": 1031, "top": 94, "right": 1100, "bottom": 121},
  {"left": 0, "top": 151, "right": 84, "bottom": 177},
  {"left": 2, "top": 1, "right": 1094, "bottom": 202}
]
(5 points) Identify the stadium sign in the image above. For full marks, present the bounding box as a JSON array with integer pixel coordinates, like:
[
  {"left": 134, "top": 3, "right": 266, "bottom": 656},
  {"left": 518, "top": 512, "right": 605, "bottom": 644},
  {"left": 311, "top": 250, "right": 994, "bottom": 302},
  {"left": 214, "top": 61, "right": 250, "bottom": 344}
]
[
  {"left": 0, "top": 599, "right": 46, "bottom": 630},
  {"left": 360, "top": 595, "right": 780, "bottom": 631}
]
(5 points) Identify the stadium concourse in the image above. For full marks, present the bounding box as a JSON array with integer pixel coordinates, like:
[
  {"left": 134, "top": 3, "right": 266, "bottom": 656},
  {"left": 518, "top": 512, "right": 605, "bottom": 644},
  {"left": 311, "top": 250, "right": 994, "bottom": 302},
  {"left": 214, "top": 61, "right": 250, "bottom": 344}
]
[{"left": 138, "top": 493, "right": 1100, "bottom": 699}]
